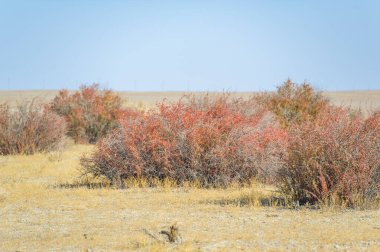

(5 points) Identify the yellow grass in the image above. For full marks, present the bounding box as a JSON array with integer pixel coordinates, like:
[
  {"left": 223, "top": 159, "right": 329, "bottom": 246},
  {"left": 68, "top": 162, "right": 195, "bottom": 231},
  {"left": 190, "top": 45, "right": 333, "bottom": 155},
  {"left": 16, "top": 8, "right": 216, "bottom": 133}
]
[{"left": 1, "top": 143, "right": 379, "bottom": 251}]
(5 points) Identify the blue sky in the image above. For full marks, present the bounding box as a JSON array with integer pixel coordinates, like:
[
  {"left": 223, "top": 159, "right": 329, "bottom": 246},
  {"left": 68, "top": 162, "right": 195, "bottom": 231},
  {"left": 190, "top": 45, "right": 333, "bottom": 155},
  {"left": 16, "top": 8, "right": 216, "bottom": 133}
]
[{"left": 0, "top": 0, "right": 379, "bottom": 91}]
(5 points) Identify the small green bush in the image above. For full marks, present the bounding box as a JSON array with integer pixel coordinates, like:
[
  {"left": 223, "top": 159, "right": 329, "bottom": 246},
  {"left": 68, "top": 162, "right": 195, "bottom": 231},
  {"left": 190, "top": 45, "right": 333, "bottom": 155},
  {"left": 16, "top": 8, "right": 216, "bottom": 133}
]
[{"left": 268, "top": 79, "right": 329, "bottom": 128}]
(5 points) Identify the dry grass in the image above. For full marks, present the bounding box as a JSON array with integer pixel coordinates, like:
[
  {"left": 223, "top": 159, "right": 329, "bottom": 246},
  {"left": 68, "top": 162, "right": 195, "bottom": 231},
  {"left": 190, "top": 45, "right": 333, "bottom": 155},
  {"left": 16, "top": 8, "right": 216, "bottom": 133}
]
[{"left": 0, "top": 143, "right": 379, "bottom": 251}]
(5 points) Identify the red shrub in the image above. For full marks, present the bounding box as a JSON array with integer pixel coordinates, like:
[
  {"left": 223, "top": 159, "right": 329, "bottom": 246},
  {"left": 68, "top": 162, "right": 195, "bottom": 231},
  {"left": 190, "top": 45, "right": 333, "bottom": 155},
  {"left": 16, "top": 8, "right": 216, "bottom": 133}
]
[
  {"left": 81, "top": 94, "right": 287, "bottom": 187},
  {"left": 50, "top": 84, "right": 125, "bottom": 143},
  {"left": 277, "top": 107, "right": 380, "bottom": 206},
  {"left": 0, "top": 101, "right": 66, "bottom": 155}
]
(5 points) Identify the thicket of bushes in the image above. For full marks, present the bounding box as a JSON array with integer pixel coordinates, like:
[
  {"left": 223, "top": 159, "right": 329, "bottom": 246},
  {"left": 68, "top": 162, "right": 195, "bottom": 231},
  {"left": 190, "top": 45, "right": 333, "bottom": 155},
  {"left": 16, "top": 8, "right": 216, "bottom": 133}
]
[
  {"left": 50, "top": 84, "right": 125, "bottom": 144},
  {"left": 278, "top": 107, "right": 379, "bottom": 206},
  {"left": 81, "top": 94, "right": 287, "bottom": 187},
  {"left": 1, "top": 81, "right": 378, "bottom": 207},
  {"left": 0, "top": 101, "right": 66, "bottom": 155},
  {"left": 268, "top": 81, "right": 379, "bottom": 206},
  {"left": 80, "top": 81, "right": 379, "bottom": 207}
]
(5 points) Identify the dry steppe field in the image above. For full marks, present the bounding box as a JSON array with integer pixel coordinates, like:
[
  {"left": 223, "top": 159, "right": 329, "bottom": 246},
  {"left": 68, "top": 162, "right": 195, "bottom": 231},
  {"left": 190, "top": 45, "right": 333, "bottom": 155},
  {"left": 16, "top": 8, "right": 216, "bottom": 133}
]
[
  {"left": 0, "top": 90, "right": 379, "bottom": 251},
  {"left": 1, "top": 90, "right": 380, "bottom": 111}
]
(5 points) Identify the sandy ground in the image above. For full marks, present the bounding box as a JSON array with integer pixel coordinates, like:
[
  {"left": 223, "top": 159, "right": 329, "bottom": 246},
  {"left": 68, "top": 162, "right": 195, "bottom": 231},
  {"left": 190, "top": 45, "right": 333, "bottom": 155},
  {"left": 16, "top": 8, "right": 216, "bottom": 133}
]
[{"left": 0, "top": 144, "right": 379, "bottom": 251}]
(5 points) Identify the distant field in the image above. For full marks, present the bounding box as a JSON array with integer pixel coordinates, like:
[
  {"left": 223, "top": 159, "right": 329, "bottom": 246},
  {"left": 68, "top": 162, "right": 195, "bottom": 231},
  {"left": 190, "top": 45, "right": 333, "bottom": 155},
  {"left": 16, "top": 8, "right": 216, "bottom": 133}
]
[{"left": 0, "top": 90, "right": 379, "bottom": 112}]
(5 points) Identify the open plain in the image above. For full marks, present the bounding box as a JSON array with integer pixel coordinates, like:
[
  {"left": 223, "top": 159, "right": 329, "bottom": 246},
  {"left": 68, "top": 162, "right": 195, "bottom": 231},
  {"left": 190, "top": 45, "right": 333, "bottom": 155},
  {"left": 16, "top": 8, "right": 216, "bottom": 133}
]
[{"left": 1, "top": 90, "right": 380, "bottom": 112}]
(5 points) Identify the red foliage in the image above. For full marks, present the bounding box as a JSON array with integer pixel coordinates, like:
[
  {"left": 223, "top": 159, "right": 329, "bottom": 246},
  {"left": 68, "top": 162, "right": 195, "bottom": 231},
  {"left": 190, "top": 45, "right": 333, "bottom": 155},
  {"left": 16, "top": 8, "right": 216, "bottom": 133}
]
[
  {"left": 82, "top": 94, "right": 287, "bottom": 187},
  {"left": 50, "top": 84, "right": 125, "bottom": 143},
  {"left": 0, "top": 101, "right": 66, "bottom": 155},
  {"left": 278, "top": 106, "right": 380, "bottom": 206}
]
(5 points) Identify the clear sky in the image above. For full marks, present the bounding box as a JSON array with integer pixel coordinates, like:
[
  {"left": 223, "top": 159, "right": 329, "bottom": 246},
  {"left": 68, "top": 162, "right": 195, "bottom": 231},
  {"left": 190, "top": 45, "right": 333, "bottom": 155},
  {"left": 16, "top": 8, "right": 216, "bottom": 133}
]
[{"left": 0, "top": 0, "right": 379, "bottom": 91}]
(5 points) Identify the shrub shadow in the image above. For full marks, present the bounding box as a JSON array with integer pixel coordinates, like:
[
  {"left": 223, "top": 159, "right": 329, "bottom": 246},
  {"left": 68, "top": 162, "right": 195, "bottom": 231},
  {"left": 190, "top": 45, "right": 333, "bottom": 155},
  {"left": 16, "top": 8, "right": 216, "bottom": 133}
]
[
  {"left": 50, "top": 181, "right": 111, "bottom": 189},
  {"left": 204, "top": 195, "right": 288, "bottom": 208},
  {"left": 205, "top": 195, "right": 320, "bottom": 209}
]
